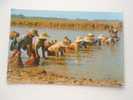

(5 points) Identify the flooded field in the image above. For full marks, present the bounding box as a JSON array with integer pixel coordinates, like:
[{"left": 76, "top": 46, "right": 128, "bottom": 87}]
[{"left": 9, "top": 26, "right": 124, "bottom": 83}]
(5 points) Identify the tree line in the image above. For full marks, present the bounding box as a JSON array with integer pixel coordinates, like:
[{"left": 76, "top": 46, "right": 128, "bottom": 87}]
[{"left": 11, "top": 16, "right": 123, "bottom": 31}]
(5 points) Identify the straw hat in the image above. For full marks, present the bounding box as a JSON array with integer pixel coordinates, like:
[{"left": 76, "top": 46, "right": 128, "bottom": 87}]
[
  {"left": 87, "top": 33, "right": 94, "bottom": 37},
  {"left": 39, "top": 32, "right": 49, "bottom": 39},
  {"left": 10, "top": 31, "right": 19, "bottom": 39},
  {"left": 32, "top": 29, "right": 38, "bottom": 36}
]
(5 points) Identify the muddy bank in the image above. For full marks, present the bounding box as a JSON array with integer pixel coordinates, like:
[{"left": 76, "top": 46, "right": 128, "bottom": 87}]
[{"left": 7, "top": 58, "right": 123, "bottom": 87}]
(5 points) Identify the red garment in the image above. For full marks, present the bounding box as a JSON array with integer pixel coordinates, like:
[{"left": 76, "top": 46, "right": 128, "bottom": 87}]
[
  {"left": 25, "top": 58, "right": 35, "bottom": 65},
  {"left": 25, "top": 51, "right": 37, "bottom": 65}
]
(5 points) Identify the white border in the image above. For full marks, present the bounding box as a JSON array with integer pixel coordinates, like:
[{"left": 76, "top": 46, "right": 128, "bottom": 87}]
[{"left": 0, "top": 0, "right": 133, "bottom": 100}]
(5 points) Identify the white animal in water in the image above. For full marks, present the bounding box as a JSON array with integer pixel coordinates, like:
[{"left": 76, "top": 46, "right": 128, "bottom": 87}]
[{"left": 48, "top": 41, "right": 67, "bottom": 56}]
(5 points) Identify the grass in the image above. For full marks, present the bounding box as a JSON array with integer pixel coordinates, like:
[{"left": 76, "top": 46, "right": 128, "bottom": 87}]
[{"left": 11, "top": 16, "right": 123, "bottom": 31}]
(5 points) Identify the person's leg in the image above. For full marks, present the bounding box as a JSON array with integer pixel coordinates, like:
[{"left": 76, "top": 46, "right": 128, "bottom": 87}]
[
  {"left": 26, "top": 44, "right": 32, "bottom": 57},
  {"left": 75, "top": 43, "right": 79, "bottom": 51},
  {"left": 17, "top": 50, "right": 23, "bottom": 67},
  {"left": 35, "top": 45, "right": 40, "bottom": 58},
  {"left": 111, "top": 38, "right": 115, "bottom": 45},
  {"left": 33, "top": 45, "right": 40, "bottom": 65},
  {"left": 32, "top": 49, "right": 40, "bottom": 66},
  {"left": 93, "top": 39, "right": 98, "bottom": 45},
  {"left": 97, "top": 39, "right": 101, "bottom": 46},
  {"left": 79, "top": 41, "right": 84, "bottom": 48},
  {"left": 44, "top": 47, "right": 48, "bottom": 58},
  {"left": 59, "top": 47, "right": 64, "bottom": 56},
  {"left": 41, "top": 46, "right": 45, "bottom": 58}
]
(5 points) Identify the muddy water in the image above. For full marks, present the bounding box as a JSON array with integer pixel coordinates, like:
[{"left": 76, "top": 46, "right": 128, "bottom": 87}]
[{"left": 10, "top": 26, "right": 124, "bottom": 81}]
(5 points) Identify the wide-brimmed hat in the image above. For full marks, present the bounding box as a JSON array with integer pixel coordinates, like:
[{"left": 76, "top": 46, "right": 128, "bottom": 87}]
[
  {"left": 87, "top": 33, "right": 94, "bottom": 37},
  {"left": 32, "top": 29, "right": 38, "bottom": 36},
  {"left": 39, "top": 32, "right": 49, "bottom": 39},
  {"left": 10, "top": 31, "right": 19, "bottom": 39}
]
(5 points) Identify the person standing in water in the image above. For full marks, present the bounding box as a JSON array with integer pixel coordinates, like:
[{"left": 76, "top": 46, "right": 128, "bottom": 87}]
[
  {"left": 109, "top": 28, "right": 119, "bottom": 44},
  {"left": 9, "top": 31, "right": 23, "bottom": 66},
  {"left": 36, "top": 32, "right": 49, "bottom": 59}
]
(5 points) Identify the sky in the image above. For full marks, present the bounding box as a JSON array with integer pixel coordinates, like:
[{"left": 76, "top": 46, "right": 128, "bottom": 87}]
[{"left": 11, "top": 9, "right": 123, "bottom": 21}]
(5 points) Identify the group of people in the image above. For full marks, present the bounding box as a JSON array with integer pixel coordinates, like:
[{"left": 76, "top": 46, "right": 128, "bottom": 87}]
[
  {"left": 10, "top": 29, "right": 54, "bottom": 66},
  {"left": 9, "top": 28, "right": 119, "bottom": 66}
]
